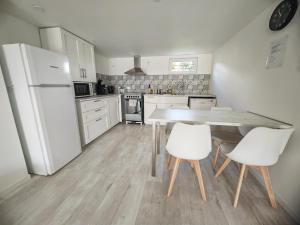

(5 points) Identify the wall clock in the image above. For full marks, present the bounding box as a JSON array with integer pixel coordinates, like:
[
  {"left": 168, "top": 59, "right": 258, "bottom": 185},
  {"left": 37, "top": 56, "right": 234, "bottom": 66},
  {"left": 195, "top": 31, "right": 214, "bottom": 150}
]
[{"left": 269, "top": 0, "right": 298, "bottom": 31}]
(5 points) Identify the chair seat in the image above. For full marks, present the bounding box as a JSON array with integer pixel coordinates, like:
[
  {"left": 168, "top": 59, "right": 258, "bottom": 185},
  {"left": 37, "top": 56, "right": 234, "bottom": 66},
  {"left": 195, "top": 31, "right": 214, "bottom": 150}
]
[
  {"left": 212, "top": 130, "right": 243, "bottom": 145},
  {"left": 220, "top": 143, "right": 236, "bottom": 154},
  {"left": 166, "top": 123, "right": 212, "bottom": 160}
]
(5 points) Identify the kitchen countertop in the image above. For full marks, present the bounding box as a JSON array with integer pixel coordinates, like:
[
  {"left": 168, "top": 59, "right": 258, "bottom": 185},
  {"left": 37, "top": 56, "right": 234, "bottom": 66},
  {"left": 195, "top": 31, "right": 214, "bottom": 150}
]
[
  {"left": 144, "top": 94, "right": 216, "bottom": 98},
  {"left": 75, "top": 94, "right": 120, "bottom": 102}
]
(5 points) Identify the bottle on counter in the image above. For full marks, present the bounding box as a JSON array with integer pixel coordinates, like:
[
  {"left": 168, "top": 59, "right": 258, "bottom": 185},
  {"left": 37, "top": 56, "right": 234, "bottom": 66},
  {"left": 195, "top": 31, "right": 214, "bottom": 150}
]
[{"left": 149, "top": 84, "right": 153, "bottom": 94}]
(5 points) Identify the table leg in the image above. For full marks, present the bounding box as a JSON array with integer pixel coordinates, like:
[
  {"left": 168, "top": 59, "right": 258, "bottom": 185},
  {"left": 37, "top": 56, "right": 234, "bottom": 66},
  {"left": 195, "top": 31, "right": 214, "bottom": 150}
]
[
  {"left": 156, "top": 122, "right": 160, "bottom": 155},
  {"left": 152, "top": 121, "right": 157, "bottom": 177}
]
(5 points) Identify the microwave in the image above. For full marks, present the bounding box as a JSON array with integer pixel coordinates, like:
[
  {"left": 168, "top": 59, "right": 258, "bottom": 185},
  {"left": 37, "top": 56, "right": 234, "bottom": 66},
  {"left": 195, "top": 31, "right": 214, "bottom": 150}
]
[{"left": 74, "top": 82, "right": 94, "bottom": 98}]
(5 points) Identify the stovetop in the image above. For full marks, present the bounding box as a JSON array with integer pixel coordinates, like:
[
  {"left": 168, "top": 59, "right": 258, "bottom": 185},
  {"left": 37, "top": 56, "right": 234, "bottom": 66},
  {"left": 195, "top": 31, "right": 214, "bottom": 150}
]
[{"left": 124, "top": 92, "right": 143, "bottom": 99}]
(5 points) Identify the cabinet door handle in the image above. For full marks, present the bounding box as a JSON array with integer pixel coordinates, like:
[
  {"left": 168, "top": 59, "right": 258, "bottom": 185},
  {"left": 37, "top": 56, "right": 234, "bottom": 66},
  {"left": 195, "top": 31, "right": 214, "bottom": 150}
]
[
  {"left": 80, "top": 68, "right": 84, "bottom": 78},
  {"left": 95, "top": 109, "right": 102, "bottom": 112},
  {"left": 94, "top": 100, "right": 101, "bottom": 102},
  {"left": 84, "top": 69, "right": 87, "bottom": 78},
  {"left": 96, "top": 118, "right": 102, "bottom": 122}
]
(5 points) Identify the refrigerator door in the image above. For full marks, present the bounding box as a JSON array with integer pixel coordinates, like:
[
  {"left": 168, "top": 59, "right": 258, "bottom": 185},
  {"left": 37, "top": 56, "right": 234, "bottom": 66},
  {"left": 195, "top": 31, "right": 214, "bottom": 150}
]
[
  {"left": 29, "top": 85, "right": 82, "bottom": 174},
  {"left": 21, "top": 44, "right": 71, "bottom": 85}
]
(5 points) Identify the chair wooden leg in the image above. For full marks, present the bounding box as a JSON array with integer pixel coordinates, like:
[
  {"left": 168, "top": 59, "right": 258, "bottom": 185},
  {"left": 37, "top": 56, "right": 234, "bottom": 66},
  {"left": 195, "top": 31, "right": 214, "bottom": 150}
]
[
  {"left": 244, "top": 166, "right": 249, "bottom": 179},
  {"left": 189, "top": 160, "right": 194, "bottom": 168},
  {"left": 213, "top": 145, "right": 221, "bottom": 168},
  {"left": 233, "top": 164, "right": 246, "bottom": 208},
  {"left": 215, "top": 158, "right": 231, "bottom": 178},
  {"left": 167, "top": 154, "right": 171, "bottom": 167},
  {"left": 168, "top": 156, "right": 175, "bottom": 170},
  {"left": 193, "top": 160, "right": 207, "bottom": 201},
  {"left": 260, "top": 166, "right": 277, "bottom": 208},
  {"left": 167, "top": 158, "right": 181, "bottom": 197},
  {"left": 236, "top": 162, "right": 241, "bottom": 171}
]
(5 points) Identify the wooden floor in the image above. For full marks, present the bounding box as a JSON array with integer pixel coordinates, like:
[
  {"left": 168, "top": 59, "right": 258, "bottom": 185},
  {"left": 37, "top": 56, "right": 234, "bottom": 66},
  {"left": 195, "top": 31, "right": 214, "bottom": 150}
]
[{"left": 0, "top": 124, "right": 297, "bottom": 225}]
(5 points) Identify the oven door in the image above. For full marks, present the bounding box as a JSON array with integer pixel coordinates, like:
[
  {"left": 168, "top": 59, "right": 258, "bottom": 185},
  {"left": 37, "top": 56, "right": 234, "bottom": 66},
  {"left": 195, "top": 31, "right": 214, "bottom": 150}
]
[
  {"left": 125, "top": 98, "right": 142, "bottom": 122},
  {"left": 74, "top": 82, "right": 92, "bottom": 97}
]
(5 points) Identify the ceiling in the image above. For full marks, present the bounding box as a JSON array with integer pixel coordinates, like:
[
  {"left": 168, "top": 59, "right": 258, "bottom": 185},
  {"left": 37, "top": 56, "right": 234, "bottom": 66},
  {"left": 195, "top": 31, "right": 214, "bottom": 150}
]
[{"left": 0, "top": 0, "right": 275, "bottom": 57}]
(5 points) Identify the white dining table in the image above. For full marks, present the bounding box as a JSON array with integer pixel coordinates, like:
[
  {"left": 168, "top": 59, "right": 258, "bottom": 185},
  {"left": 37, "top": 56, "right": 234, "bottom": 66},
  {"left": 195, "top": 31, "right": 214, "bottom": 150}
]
[{"left": 148, "top": 108, "right": 292, "bottom": 177}]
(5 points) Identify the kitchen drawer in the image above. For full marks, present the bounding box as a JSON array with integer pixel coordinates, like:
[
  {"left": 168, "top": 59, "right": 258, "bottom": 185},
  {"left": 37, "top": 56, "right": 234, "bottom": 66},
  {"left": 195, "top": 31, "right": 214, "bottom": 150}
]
[
  {"left": 156, "top": 103, "right": 188, "bottom": 109},
  {"left": 81, "top": 106, "right": 107, "bottom": 123},
  {"left": 80, "top": 98, "right": 106, "bottom": 113},
  {"left": 144, "top": 95, "right": 188, "bottom": 104},
  {"left": 189, "top": 99, "right": 216, "bottom": 110},
  {"left": 84, "top": 115, "right": 108, "bottom": 144}
]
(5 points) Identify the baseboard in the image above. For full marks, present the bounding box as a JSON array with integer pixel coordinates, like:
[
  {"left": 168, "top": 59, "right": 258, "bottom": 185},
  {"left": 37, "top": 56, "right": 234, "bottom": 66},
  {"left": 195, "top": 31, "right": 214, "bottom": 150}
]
[
  {"left": 0, "top": 175, "right": 31, "bottom": 205},
  {"left": 249, "top": 168, "right": 300, "bottom": 224}
]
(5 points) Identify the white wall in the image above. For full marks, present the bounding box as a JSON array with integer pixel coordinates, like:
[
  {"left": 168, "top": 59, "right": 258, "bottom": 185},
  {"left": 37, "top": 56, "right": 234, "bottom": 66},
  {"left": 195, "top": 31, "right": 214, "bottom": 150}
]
[
  {"left": 95, "top": 53, "right": 109, "bottom": 75},
  {"left": 0, "top": 10, "right": 39, "bottom": 197},
  {"left": 107, "top": 54, "right": 212, "bottom": 75},
  {"left": 0, "top": 66, "right": 29, "bottom": 198},
  {"left": 211, "top": 1, "right": 300, "bottom": 222},
  {"left": 0, "top": 10, "right": 41, "bottom": 47}
]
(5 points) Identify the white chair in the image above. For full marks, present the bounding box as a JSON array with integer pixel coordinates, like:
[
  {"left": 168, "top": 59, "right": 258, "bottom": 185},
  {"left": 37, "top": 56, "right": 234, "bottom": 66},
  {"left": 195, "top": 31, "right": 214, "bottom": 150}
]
[
  {"left": 214, "top": 127, "right": 294, "bottom": 208},
  {"left": 211, "top": 107, "right": 243, "bottom": 168},
  {"left": 166, "top": 123, "right": 212, "bottom": 201},
  {"left": 238, "top": 126, "right": 254, "bottom": 136},
  {"left": 213, "top": 125, "right": 254, "bottom": 168},
  {"left": 165, "top": 105, "right": 190, "bottom": 135}
]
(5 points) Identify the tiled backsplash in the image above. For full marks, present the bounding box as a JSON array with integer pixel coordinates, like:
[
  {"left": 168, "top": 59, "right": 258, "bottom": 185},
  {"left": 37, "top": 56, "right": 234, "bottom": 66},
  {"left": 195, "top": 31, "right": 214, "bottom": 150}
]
[{"left": 96, "top": 74, "right": 210, "bottom": 95}]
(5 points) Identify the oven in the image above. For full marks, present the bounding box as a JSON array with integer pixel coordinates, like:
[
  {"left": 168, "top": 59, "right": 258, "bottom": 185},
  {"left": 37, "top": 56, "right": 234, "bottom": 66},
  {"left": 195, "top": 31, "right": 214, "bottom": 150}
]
[
  {"left": 124, "top": 93, "right": 144, "bottom": 124},
  {"left": 73, "top": 82, "right": 94, "bottom": 98}
]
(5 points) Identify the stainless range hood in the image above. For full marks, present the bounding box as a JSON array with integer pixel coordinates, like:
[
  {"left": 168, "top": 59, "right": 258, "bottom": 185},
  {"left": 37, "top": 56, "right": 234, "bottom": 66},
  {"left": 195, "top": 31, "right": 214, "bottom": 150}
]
[{"left": 125, "top": 55, "right": 146, "bottom": 75}]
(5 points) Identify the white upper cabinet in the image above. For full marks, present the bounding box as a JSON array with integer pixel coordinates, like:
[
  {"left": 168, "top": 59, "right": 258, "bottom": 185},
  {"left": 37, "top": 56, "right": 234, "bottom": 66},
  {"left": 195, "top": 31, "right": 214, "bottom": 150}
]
[
  {"left": 77, "top": 39, "right": 96, "bottom": 82},
  {"left": 40, "top": 27, "right": 96, "bottom": 82},
  {"left": 141, "top": 56, "right": 169, "bottom": 75},
  {"left": 62, "top": 31, "right": 81, "bottom": 81}
]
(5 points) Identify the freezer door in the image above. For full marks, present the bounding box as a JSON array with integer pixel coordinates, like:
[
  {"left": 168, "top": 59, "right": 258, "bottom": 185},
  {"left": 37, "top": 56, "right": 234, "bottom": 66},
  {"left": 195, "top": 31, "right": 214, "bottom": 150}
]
[
  {"left": 30, "top": 85, "right": 82, "bottom": 174},
  {"left": 21, "top": 44, "right": 71, "bottom": 85}
]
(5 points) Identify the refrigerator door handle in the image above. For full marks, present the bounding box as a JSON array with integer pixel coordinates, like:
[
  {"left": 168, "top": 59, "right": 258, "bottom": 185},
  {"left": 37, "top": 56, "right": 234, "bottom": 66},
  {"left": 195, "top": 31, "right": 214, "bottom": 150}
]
[
  {"left": 49, "top": 65, "right": 60, "bottom": 69},
  {"left": 29, "top": 84, "right": 71, "bottom": 88}
]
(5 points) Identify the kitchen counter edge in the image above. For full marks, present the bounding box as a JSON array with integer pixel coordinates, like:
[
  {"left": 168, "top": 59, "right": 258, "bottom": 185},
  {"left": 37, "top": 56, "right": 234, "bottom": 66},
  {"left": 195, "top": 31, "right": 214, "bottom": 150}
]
[{"left": 75, "top": 94, "right": 120, "bottom": 102}]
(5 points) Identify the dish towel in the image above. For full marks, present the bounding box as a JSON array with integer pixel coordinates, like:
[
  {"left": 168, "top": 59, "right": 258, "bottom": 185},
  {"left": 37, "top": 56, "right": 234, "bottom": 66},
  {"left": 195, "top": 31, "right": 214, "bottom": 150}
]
[{"left": 129, "top": 99, "right": 137, "bottom": 107}]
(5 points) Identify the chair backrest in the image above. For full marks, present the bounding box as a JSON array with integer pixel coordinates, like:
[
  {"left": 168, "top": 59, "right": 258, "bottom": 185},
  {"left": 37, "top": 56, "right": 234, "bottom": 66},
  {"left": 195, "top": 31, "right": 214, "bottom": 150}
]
[
  {"left": 211, "top": 106, "right": 232, "bottom": 111},
  {"left": 227, "top": 127, "right": 294, "bottom": 166},
  {"left": 238, "top": 126, "right": 254, "bottom": 136},
  {"left": 166, "top": 123, "right": 212, "bottom": 160}
]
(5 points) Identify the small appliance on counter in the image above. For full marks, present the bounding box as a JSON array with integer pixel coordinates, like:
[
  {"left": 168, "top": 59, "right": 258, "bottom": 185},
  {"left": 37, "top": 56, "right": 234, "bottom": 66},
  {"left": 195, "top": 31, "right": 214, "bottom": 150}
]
[
  {"left": 124, "top": 93, "right": 144, "bottom": 124},
  {"left": 188, "top": 95, "right": 217, "bottom": 110},
  {"left": 74, "top": 82, "right": 94, "bottom": 98},
  {"left": 96, "top": 79, "right": 108, "bottom": 95},
  {"left": 118, "top": 87, "right": 125, "bottom": 94},
  {"left": 107, "top": 85, "right": 115, "bottom": 94}
]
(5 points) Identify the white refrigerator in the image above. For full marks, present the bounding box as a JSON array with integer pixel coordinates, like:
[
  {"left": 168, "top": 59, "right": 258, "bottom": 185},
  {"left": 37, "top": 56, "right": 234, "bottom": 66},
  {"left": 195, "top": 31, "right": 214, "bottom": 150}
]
[{"left": 1, "top": 44, "right": 82, "bottom": 175}]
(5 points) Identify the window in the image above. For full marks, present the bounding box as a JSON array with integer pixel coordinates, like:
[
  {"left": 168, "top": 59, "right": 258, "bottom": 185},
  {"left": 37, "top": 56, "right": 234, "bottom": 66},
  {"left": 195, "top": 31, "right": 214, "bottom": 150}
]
[{"left": 169, "top": 57, "right": 198, "bottom": 74}]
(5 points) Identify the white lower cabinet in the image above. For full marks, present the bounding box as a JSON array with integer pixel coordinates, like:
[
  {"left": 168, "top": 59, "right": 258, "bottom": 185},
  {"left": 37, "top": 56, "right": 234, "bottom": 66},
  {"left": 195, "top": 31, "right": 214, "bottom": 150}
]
[
  {"left": 144, "top": 103, "right": 157, "bottom": 124},
  {"left": 108, "top": 97, "right": 120, "bottom": 128},
  {"left": 76, "top": 95, "right": 121, "bottom": 145},
  {"left": 144, "top": 95, "right": 216, "bottom": 124},
  {"left": 84, "top": 115, "right": 109, "bottom": 143},
  {"left": 144, "top": 95, "right": 189, "bottom": 124}
]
